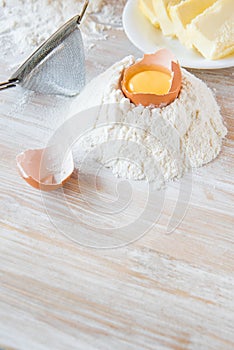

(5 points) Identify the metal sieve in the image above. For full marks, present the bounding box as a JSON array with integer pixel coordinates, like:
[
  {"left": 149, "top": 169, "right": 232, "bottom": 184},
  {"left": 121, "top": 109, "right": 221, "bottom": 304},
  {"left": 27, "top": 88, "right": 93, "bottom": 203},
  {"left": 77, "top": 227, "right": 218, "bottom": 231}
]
[{"left": 0, "top": 0, "right": 89, "bottom": 96}]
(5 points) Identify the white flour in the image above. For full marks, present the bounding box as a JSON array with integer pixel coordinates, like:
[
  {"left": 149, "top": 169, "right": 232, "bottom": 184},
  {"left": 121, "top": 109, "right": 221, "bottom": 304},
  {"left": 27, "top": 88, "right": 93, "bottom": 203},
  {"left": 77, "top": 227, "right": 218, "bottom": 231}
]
[
  {"left": 0, "top": 0, "right": 125, "bottom": 58},
  {"left": 70, "top": 56, "right": 227, "bottom": 185}
]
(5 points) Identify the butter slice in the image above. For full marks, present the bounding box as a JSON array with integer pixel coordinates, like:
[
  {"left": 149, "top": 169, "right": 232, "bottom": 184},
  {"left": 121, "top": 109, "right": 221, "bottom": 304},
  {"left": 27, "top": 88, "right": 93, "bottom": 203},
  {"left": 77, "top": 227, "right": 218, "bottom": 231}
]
[
  {"left": 139, "top": 0, "right": 160, "bottom": 27},
  {"left": 187, "top": 0, "right": 234, "bottom": 59},
  {"left": 152, "top": 0, "right": 182, "bottom": 36},
  {"left": 169, "top": 0, "right": 217, "bottom": 48}
]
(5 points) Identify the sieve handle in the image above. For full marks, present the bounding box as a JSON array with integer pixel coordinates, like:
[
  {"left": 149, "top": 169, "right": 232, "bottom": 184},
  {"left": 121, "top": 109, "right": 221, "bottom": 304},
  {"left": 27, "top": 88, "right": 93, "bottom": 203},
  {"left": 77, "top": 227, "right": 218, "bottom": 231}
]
[
  {"left": 0, "top": 79, "right": 18, "bottom": 91},
  {"left": 78, "top": 0, "right": 89, "bottom": 24}
]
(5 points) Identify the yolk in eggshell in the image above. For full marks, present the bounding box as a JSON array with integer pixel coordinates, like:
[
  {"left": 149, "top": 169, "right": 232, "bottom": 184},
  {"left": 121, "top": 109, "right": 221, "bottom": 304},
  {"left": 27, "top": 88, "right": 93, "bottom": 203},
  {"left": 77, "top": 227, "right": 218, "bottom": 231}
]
[{"left": 127, "top": 70, "right": 172, "bottom": 95}]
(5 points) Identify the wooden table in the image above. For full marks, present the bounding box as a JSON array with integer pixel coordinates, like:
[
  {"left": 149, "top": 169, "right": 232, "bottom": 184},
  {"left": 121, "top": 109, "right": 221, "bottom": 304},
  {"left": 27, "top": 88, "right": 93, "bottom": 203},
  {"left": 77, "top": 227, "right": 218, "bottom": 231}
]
[{"left": 0, "top": 2, "right": 233, "bottom": 349}]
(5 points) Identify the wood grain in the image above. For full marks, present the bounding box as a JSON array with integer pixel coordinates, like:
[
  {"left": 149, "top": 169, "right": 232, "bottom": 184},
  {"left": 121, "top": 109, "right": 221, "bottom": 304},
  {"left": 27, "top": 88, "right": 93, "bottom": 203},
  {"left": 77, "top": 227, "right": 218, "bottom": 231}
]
[{"left": 0, "top": 2, "right": 234, "bottom": 350}]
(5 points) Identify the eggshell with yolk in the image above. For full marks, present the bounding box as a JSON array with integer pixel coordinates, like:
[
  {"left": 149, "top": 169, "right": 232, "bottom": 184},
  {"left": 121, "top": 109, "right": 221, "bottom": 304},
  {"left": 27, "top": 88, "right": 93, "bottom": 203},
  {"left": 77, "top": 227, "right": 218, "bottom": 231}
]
[{"left": 121, "top": 48, "right": 182, "bottom": 107}]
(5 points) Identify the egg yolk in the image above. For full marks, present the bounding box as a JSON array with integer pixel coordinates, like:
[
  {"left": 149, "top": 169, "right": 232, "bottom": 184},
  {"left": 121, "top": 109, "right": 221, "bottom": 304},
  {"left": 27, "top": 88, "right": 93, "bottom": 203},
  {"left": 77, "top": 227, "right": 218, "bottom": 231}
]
[{"left": 127, "top": 70, "right": 172, "bottom": 95}]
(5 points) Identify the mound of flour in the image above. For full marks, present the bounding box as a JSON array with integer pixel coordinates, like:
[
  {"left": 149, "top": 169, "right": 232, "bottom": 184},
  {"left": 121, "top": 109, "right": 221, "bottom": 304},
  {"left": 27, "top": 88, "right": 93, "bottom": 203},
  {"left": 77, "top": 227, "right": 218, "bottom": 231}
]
[{"left": 70, "top": 56, "right": 227, "bottom": 184}]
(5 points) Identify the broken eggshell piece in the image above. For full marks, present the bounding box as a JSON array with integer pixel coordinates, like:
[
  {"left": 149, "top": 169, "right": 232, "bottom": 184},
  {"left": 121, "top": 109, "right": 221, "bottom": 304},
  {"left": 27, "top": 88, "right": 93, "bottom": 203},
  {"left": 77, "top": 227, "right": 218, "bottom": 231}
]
[
  {"left": 121, "top": 48, "right": 182, "bottom": 108},
  {"left": 16, "top": 147, "right": 74, "bottom": 191}
]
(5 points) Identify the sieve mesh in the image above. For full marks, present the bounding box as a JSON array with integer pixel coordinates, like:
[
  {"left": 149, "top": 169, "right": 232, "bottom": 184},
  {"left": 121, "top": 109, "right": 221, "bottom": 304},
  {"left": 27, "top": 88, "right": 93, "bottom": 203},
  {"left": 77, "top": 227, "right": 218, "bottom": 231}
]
[{"left": 20, "top": 28, "right": 86, "bottom": 96}]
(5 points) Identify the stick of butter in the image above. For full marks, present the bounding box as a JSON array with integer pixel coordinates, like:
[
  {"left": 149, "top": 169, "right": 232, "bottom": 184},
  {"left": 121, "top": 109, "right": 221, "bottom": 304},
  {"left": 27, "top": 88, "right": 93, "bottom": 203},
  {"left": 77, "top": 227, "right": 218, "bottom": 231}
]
[
  {"left": 187, "top": 0, "right": 234, "bottom": 59},
  {"left": 169, "top": 0, "right": 217, "bottom": 48},
  {"left": 139, "top": 0, "right": 160, "bottom": 27},
  {"left": 152, "top": 0, "right": 182, "bottom": 36}
]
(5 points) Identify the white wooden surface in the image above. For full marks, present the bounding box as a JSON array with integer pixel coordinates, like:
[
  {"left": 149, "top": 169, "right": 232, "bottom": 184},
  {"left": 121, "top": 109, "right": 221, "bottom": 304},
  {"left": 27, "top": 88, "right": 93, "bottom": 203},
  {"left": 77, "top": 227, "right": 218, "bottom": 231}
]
[{"left": 0, "top": 2, "right": 234, "bottom": 349}]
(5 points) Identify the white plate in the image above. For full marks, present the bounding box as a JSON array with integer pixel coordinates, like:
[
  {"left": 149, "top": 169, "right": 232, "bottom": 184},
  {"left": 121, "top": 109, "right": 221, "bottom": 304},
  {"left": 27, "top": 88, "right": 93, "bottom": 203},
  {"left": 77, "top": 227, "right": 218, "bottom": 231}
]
[{"left": 122, "top": 0, "right": 234, "bottom": 69}]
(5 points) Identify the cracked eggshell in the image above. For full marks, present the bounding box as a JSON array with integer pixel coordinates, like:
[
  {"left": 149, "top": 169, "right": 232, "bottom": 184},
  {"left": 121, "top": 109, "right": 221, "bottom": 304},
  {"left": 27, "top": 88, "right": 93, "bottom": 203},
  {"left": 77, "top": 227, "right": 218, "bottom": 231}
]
[
  {"left": 16, "top": 148, "right": 74, "bottom": 192},
  {"left": 121, "top": 48, "right": 182, "bottom": 108}
]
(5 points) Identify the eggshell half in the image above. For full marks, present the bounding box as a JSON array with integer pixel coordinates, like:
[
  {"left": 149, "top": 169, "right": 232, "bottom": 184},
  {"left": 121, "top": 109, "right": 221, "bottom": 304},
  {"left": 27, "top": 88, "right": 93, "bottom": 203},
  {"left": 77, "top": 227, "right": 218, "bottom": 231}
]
[
  {"left": 16, "top": 148, "right": 74, "bottom": 191},
  {"left": 121, "top": 48, "right": 182, "bottom": 107}
]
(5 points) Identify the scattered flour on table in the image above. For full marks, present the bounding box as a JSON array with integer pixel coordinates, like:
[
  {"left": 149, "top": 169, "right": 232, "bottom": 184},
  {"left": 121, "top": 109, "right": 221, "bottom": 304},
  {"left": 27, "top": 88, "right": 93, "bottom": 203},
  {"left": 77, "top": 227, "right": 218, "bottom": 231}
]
[
  {"left": 70, "top": 56, "right": 227, "bottom": 186},
  {"left": 0, "top": 0, "right": 126, "bottom": 57}
]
